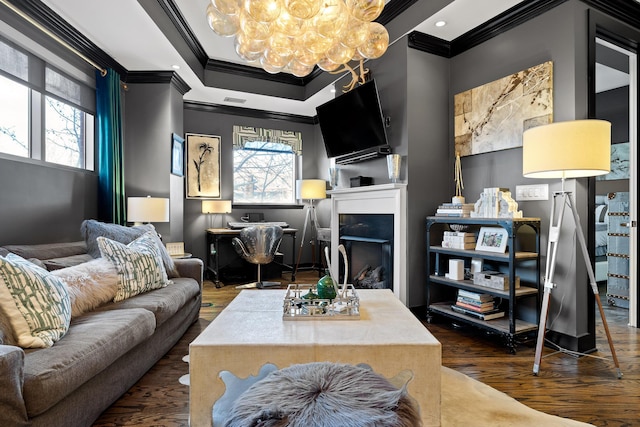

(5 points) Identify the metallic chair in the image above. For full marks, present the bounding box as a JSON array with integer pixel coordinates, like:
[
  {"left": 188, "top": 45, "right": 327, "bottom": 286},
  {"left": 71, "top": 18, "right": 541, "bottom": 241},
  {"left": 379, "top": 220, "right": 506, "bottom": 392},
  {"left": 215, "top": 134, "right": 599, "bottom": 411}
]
[{"left": 232, "top": 225, "right": 284, "bottom": 289}]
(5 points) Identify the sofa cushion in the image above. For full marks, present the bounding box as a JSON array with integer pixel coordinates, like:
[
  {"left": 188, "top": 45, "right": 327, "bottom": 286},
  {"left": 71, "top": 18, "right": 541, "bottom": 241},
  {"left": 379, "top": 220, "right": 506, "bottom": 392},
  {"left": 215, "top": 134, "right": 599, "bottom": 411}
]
[
  {"left": 97, "top": 232, "right": 169, "bottom": 302},
  {"left": 98, "top": 277, "right": 200, "bottom": 326},
  {"left": 81, "top": 219, "right": 180, "bottom": 278},
  {"left": 21, "top": 308, "right": 156, "bottom": 418},
  {"left": 0, "top": 241, "right": 87, "bottom": 261},
  {"left": 43, "top": 253, "right": 94, "bottom": 271},
  {"left": 0, "top": 253, "right": 71, "bottom": 348},
  {"left": 51, "top": 258, "right": 119, "bottom": 317}
]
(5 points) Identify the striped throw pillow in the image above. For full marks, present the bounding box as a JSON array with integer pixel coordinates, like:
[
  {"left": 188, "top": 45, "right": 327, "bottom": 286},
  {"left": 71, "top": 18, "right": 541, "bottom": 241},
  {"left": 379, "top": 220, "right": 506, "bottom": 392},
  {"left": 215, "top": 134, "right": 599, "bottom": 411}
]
[
  {"left": 97, "top": 231, "right": 169, "bottom": 302},
  {"left": 0, "top": 253, "right": 71, "bottom": 348}
]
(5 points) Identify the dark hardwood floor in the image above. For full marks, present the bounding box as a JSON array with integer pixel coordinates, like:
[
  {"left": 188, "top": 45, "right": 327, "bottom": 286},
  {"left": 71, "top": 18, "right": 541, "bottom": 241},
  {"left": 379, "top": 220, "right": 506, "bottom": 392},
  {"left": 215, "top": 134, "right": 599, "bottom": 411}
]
[{"left": 93, "top": 271, "right": 639, "bottom": 426}]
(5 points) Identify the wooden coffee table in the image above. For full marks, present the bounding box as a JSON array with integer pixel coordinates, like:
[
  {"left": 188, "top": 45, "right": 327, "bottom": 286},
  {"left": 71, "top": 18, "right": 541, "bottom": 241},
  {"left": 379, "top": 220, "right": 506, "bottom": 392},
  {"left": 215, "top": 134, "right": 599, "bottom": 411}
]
[{"left": 189, "top": 289, "right": 442, "bottom": 426}]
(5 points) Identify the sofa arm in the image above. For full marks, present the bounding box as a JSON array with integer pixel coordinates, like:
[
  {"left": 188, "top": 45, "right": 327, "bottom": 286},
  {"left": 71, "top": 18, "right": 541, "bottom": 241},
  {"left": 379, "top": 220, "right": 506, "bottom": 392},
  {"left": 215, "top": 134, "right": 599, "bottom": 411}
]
[
  {"left": 0, "top": 345, "right": 29, "bottom": 426},
  {"left": 174, "top": 258, "right": 204, "bottom": 287}
]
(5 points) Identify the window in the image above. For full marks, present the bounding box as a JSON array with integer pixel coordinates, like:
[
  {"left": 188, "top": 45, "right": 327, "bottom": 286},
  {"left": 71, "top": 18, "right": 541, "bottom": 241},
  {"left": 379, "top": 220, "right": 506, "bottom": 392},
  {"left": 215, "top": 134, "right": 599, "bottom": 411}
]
[
  {"left": 0, "top": 74, "right": 29, "bottom": 158},
  {"left": 0, "top": 37, "right": 95, "bottom": 170},
  {"left": 45, "top": 96, "right": 94, "bottom": 168},
  {"left": 233, "top": 126, "right": 302, "bottom": 205}
]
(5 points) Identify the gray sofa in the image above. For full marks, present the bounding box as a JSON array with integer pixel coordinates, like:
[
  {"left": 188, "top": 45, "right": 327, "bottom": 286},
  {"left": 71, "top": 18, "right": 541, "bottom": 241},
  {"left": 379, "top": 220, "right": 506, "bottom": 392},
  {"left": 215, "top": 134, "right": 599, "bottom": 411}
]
[{"left": 0, "top": 241, "right": 203, "bottom": 427}]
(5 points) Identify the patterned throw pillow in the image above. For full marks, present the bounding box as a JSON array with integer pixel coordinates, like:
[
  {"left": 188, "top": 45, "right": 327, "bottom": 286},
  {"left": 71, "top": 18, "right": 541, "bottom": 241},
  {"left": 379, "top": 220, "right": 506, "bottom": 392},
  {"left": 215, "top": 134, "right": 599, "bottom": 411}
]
[
  {"left": 0, "top": 253, "right": 71, "bottom": 348},
  {"left": 97, "top": 231, "right": 169, "bottom": 302},
  {"left": 81, "top": 219, "right": 180, "bottom": 278}
]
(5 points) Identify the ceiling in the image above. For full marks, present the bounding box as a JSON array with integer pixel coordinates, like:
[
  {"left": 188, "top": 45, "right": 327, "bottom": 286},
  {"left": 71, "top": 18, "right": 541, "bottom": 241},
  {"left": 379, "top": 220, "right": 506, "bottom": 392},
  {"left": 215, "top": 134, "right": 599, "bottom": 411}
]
[
  {"left": 35, "top": 0, "right": 634, "bottom": 116},
  {"left": 39, "top": 0, "right": 528, "bottom": 116}
]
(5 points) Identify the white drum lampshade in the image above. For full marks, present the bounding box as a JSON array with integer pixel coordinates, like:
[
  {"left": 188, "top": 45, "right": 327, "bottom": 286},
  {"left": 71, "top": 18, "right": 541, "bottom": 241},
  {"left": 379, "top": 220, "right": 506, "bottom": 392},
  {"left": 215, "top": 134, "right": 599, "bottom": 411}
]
[
  {"left": 297, "top": 179, "right": 327, "bottom": 201},
  {"left": 127, "top": 196, "right": 170, "bottom": 225},
  {"left": 202, "top": 200, "right": 232, "bottom": 214},
  {"left": 523, "top": 119, "right": 611, "bottom": 179}
]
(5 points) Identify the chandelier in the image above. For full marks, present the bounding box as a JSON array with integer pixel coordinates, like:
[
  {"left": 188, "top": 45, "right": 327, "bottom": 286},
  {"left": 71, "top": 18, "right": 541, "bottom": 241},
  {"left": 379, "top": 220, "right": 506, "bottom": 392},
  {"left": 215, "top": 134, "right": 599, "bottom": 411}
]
[{"left": 206, "top": 0, "right": 389, "bottom": 90}]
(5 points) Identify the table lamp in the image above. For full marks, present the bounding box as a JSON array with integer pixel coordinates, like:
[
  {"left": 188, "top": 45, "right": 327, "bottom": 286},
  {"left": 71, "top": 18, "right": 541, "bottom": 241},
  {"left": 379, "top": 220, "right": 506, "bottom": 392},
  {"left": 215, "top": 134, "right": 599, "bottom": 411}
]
[
  {"left": 522, "top": 119, "right": 621, "bottom": 378},
  {"left": 127, "top": 196, "right": 170, "bottom": 226},
  {"left": 293, "top": 179, "right": 327, "bottom": 276},
  {"left": 202, "top": 200, "right": 232, "bottom": 228}
]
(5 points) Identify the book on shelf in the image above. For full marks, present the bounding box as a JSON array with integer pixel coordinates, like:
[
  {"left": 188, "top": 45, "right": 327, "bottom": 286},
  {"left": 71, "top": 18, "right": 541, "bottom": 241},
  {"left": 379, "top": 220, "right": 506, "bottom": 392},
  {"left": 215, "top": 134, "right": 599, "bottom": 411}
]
[
  {"left": 455, "top": 300, "right": 496, "bottom": 313},
  {"left": 442, "top": 241, "right": 476, "bottom": 249},
  {"left": 437, "top": 208, "right": 473, "bottom": 214},
  {"left": 438, "top": 203, "right": 475, "bottom": 209},
  {"left": 443, "top": 235, "right": 476, "bottom": 243},
  {"left": 456, "top": 297, "right": 495, "bottom": 311},
  {"left": 457, "top": 289, "right": 494, "bottom": 303},
  {"left": 451, "top": 304, "right": 505, "bottom": 320},
  {"left": 443, "top": 231, "right": 476, "bottom": 238},
  {"left": 435, "top": 212, "right": 470, "bottom": 217}
]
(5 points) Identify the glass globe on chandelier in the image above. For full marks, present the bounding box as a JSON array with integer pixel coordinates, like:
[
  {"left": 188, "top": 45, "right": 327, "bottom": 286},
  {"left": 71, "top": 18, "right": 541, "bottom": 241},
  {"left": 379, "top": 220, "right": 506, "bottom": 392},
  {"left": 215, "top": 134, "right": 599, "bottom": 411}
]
[{"left": 206, "top": 0, "right": 389, "bottom": 89}]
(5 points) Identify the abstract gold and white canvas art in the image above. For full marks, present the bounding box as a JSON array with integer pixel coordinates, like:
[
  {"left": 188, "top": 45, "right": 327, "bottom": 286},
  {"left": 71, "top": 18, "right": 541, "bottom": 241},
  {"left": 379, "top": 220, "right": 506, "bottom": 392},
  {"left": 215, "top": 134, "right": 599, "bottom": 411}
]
[{"left": 454, "top": 61, "right": 553, "bottom": 157}]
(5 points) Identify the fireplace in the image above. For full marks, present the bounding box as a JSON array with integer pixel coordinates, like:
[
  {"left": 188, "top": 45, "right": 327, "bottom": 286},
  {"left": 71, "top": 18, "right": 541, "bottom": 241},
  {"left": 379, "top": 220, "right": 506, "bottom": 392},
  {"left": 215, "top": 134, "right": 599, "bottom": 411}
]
[
  {"left": 339, "top": 213, "right": 393, "bottom": 290},
  {"left": 329, "top": 184, "right": 407, "bottom": 304}
]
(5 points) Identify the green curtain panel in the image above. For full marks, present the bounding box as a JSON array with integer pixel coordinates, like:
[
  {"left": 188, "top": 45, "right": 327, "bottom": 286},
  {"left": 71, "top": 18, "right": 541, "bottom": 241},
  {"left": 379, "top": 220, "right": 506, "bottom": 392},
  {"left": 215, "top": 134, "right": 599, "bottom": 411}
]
[{"left": 95, "top": 68, "right": 126, "bottom": 225}]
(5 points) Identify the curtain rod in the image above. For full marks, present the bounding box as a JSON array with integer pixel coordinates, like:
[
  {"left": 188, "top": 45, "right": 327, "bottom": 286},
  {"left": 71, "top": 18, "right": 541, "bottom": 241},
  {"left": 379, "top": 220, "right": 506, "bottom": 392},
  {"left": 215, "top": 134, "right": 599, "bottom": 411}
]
[{"left": 0, "top": 0, "right": 107, "bottom": 77}]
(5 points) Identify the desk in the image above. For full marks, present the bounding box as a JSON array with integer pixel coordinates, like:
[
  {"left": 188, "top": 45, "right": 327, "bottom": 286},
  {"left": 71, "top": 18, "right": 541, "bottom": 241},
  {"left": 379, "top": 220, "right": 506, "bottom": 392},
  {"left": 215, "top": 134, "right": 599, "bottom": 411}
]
[
  {"left": 189, "top": 289, "right": 442, "bottom": 427},
  {"left": 205, "top": 228, "right": 298, "bottom": 286}
]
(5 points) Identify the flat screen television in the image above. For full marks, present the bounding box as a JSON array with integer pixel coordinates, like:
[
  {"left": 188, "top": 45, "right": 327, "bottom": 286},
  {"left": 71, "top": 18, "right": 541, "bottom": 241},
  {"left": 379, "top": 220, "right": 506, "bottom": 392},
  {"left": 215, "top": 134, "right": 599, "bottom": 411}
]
[{"left": 316, "top": 79, "right": 390, "bottom": 163}]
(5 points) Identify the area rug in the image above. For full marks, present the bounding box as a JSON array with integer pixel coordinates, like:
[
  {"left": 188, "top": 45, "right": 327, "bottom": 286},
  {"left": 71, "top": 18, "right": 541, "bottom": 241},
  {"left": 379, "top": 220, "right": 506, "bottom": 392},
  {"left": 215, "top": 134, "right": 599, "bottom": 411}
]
[
  {"left": 440, "top": 366, "right": 594, "bottom": 427},
  {"left": 180, "top": 364, "right": 594, "bottom": 426}
]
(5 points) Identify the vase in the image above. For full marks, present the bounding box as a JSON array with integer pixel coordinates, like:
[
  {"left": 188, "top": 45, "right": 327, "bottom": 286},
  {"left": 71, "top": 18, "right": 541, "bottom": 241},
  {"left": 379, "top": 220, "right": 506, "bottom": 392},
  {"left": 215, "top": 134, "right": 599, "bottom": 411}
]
[
  {"left": 387, "top": 154, "right": 401, "bottom": 183},
  {"left": 328, "top": 167, "right": 339, "bottom": 189},
  {"left": 316, "top": 270, "right": 337, "bottom": 300}
]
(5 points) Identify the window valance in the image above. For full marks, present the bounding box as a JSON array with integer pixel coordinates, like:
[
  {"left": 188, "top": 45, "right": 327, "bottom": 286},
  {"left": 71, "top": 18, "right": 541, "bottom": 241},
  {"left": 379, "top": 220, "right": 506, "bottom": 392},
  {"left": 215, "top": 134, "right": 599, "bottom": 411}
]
[{"left": 233, "top": 125, "right": 302, "bottom": 155}]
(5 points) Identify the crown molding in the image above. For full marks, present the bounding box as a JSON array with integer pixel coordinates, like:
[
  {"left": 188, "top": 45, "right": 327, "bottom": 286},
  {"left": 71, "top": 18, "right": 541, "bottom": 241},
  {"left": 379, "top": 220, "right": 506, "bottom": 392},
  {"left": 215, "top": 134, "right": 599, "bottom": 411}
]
[
  {"left": 155, "top": 0, "right": 208, "bottom": 67},
  {"left": 184, "top": 100, "right": 315, "bottom": 125},
  {"left": 205, "top": 59, "right": 319, "bottom": 87},
  {"left": 450, "top": 0, "right": 567, "bottom": 56},
  {"left": 408, "top": 32, "right": 451, "bottom": 58},
  {"left": 580, "top": 0, "right": 640, "bottom": 30},
  {"left": 126, "top": 71, "right": 191, "bottom": 95},
  {"left": 2, "top": 0, "right": 127, "bottom": 76}
]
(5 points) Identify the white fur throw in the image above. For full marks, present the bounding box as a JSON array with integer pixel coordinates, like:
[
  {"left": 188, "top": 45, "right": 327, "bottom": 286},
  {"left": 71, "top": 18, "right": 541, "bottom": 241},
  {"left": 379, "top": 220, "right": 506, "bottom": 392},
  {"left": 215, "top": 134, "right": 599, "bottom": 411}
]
[
  {"left": 224, "top": 362, "right": 421, "bottom": 427},
  {"left": 52, "top": 258, "right": 119, "bottom": 317}
]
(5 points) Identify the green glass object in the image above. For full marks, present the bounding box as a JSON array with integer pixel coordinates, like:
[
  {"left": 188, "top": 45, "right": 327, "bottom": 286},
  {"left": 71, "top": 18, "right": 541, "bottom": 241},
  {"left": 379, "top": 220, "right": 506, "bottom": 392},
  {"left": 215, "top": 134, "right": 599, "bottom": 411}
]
[{"left": 316, "top": 270, "right": 337, "bottom": 300}]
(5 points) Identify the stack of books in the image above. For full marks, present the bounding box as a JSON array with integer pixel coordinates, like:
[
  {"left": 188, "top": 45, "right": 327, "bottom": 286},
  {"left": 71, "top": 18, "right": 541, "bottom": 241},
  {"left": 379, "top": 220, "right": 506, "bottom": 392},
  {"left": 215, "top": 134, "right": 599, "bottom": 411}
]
[
  {"left": 435, "top": 203, "right": 475, "bottom": 217},
  {"left": 441, "top": 231, "right": 476, "bottom": 249},
  {"left": 451, "top": 289, "right": 504, "bottom": 320}
]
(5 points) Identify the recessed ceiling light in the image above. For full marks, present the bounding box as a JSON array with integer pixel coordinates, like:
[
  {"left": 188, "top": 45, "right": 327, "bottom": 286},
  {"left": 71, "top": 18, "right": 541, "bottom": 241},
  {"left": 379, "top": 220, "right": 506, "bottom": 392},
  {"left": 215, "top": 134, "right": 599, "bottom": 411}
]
[
  {"left": 435, "top": 20, "right": 447, "bottom": 27},
  {"left": 171, "top": 64, "right": 180, "bottom": 70}
]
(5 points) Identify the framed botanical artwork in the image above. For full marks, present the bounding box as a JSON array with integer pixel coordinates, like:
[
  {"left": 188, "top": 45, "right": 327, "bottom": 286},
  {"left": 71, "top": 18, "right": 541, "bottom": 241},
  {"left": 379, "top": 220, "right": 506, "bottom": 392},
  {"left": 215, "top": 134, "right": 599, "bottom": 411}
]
[
  {"left": 475, "top": 227, "right": 509, "bottom": 253},
  {"left": 171, "top": 133, "right": 184, "bottom": 176},
  {"left": 185, "top": 133, "right": 221, "bottom": 199}
]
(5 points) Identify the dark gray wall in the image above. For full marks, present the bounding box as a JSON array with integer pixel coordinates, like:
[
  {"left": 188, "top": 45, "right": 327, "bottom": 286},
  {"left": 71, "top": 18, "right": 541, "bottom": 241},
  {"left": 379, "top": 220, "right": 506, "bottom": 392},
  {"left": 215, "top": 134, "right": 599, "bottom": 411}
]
[
  {"left": 183, "top": 106, "right": 319, "bottom": 265},
  {"left": 450, "top": 0, "right": 595, "bottom": 350},
  {"left": 123, "top": 79, "right": 184, "bottom": 243},
  {"left": 0, "top": 158, "right": 97, "bottom": 245}
]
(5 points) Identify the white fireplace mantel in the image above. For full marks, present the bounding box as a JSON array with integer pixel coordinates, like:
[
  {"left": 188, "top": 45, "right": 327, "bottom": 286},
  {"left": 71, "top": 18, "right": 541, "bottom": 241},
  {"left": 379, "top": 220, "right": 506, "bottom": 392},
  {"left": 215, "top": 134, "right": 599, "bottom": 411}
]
[{"left": 329, "top": 184, "right": 408, "bottom": 304}]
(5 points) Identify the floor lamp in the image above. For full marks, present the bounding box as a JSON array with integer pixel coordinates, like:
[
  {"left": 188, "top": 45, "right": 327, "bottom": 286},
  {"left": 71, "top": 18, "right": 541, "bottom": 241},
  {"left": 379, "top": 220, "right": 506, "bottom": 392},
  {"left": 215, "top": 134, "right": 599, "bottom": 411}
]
[
  {"left": 293, "top": 179, "right": 326, "bottom": 278},
  {"left": 522, "top": 119, "right": 622, "bottom": 378}
]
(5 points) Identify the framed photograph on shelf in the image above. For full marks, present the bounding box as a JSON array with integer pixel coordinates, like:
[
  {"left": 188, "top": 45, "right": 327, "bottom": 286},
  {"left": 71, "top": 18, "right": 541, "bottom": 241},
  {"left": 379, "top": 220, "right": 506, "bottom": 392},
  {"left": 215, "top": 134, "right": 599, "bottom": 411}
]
[
  {"left": 171, "top": 133, "right": 184, "bottom": 176},
  {"left": 475, "top": 227, "right": 508, "bottom": 253},
  {"left": 185, "top": 133, "right": 221, "bottom": 199}
]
